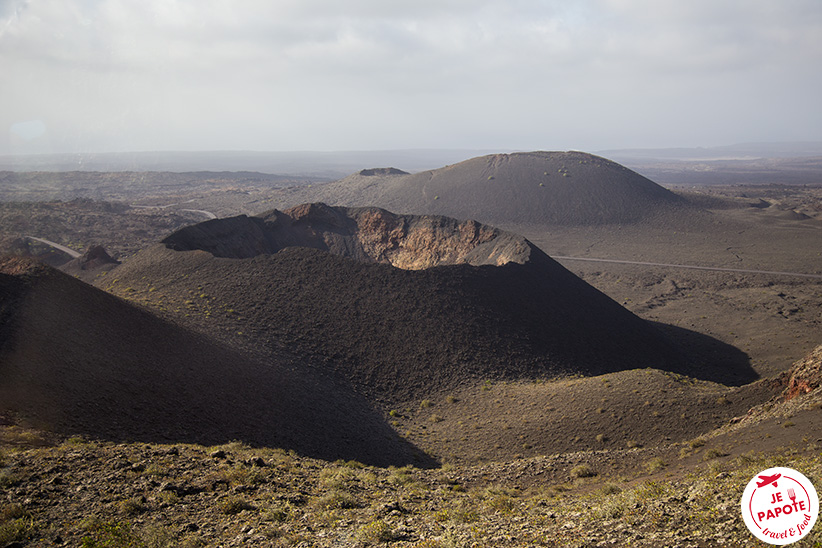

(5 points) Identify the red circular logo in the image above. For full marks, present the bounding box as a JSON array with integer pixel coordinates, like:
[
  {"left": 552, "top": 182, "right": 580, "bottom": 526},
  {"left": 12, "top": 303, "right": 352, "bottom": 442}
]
[{"left": 741, "top": 467, "right": 819, "bottom": 544}]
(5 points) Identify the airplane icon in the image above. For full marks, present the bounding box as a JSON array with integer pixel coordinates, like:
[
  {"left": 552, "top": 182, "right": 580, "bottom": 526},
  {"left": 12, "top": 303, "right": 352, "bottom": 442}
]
[{"left": 757, "top": 473, "right": 781, "bottom": 488}]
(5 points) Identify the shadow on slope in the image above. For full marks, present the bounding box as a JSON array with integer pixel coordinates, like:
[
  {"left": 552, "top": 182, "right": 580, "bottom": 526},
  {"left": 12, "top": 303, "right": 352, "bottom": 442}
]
[
  {"left": 651, "top": 322, "right": 758, "bottom": 386},
  {"left": 396, "top": 368, "right": 779, "bottom": 463},
  {"left": 0, "top": 256, "right": 434, "bottom": 467}
]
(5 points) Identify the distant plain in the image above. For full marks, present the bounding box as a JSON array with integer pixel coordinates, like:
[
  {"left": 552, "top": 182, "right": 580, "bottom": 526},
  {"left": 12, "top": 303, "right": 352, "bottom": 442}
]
[{"left": 2, "top": 148, "right": 822, "bottom": 546}]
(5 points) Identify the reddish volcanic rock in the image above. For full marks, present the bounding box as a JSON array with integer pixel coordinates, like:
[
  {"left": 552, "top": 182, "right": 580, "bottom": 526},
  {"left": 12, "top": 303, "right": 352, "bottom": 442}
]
[{"left": 786, "top": 345, "right": 822, "bottom": 400}]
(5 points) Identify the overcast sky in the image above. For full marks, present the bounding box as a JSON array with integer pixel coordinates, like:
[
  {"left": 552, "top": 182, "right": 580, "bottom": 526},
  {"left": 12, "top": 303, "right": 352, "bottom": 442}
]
[{"left": 2, "top": 0, "right": 821, "bottom": 154}]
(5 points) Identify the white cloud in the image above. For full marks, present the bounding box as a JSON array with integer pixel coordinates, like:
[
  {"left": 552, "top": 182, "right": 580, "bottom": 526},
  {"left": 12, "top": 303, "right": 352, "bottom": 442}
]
[{"left": 1, "top": 0, "right": 820, "bottom": 153}]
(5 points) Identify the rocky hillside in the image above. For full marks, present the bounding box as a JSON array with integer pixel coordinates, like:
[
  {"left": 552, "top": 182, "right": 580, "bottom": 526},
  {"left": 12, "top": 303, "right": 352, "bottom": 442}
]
[
  {"left": 0, "top": 256, "right": 426, "bottom": 466},
  {"left": 4, "top": 435, "right": 820, "bottom": 548},
  {"left": 786, "top": 345, "right": 822, "bottom": 400}
]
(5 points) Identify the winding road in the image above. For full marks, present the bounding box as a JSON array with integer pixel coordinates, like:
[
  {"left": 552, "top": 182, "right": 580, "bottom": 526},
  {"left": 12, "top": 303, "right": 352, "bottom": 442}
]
[
  {"left": 24, "top": 236, "right": 81, "bottom": 259},
  {"left": 552, "top": 256, "right": 822, "bottom": 280},
  {"left": 25, "top": 236, "right": 82, "bottom": 259},
  {"left": 130, "top": 204, "right": 217, "bottom": 219},
  {"left": 24, "top": 205, "right": 217, "bottom": 260},
  {"left": 21, "top": 234, "right": 822, "bottom": 280},
  {"left": 180, "top": 208, "right": 217, "bottom": 219}
]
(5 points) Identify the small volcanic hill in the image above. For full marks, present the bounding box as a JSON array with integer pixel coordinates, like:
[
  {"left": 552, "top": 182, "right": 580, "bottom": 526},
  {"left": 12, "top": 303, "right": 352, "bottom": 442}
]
[
  {"left": 0, "top": 256, "right": 426, "bottom": 466},
  {"left": 106, "top": 203, "right": 696, "bottom": 404},
  {"left": 302, "top": 151, "right": 689, "bottom": 226},
  {"left": 59, "top": 245, "right": 120, "bottom": 283}
]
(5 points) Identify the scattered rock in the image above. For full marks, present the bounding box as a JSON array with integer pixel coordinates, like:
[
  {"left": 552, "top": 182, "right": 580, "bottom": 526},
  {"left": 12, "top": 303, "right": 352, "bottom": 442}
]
[{"left": 247, "top": 456, "right": 266, "bottom": 467}]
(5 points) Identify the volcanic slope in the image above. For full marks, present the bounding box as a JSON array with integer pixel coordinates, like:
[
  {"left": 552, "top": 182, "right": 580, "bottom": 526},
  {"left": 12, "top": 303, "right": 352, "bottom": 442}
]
[
  {"left": 293, "top": 151, "right": 690, "bottom": 226},
  {"left": 103, "top": 203, "right": 742, "bottom": 408},
  {"left": 0, "top": 256, "right": 427, "bottom": 466}
]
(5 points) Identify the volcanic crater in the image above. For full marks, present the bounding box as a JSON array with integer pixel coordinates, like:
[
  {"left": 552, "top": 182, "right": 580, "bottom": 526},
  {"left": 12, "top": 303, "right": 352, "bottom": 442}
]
[
  {"left": 162, "top": 202, "right": 533, "bottom": 270},
  {"left": 105, "top": 203, "right": 740, "bottom": 405}
]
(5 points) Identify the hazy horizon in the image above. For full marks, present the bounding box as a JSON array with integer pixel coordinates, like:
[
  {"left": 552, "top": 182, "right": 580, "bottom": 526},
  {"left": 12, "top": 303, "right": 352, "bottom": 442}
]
[
  {"left": 3, "top": 1, "right": 821, "bottom": 156},
  {"left": 3, "top": 142, "right": 822, "bottom": 179}
]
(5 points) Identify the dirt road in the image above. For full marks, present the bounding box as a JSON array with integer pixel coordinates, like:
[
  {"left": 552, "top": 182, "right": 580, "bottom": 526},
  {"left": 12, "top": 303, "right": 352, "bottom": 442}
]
[
  {"left": 553, "top": 256, "right": 822, "bottom": 280},
  {"left": 25, "top": 236, "right": 81, "bottom": 258}
]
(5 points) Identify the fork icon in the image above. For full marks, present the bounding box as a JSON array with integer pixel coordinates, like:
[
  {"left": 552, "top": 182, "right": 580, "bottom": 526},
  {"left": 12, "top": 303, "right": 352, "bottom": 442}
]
[{"left": 788, "top": 488, "right": 797, "bottom": 504}]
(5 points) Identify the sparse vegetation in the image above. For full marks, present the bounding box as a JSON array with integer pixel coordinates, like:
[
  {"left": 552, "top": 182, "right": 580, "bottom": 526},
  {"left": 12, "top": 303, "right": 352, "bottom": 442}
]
[
  {"left": 703, "top": 448, "right": 728, "bottom": 461},
  {"left": 0, "top": 504, "right": 34, "bottom": 547},
  {"left": 143, "top": 463, "right": 166, "bottom": 477},
  {"left": 139, "top": 525, "right": 179, "bottom": 548},
  {"left": 118, "top": 497, "right": 146, "bottom": 516},
  {"left": 0, "top": 438, "right": 803, "bottom": 546},
  {"left": 313, "top": 490, "right": 358, "bottom": 510},
  {"left": 570, "top": 463, "right": 597, "bottom": 478},
  {"left": 356, "top": 520, "right": 396, "bottom": 543},
  {"left": 0, "top": 468, "right": 21, "bottom": 488},
  {"left": 157, "top": 491, "right": 180, "bottom": 506},
  {"left": 645, "top": 457, "right": 667, "bottom": 472},
  {"left": 263, "top": 502, "right": 295, "bottom": 523},
  {"left": 688, "top": 437, "right": 706, "bottom": 449},
  {"left": 79, "top": 520, "right": 138, "bottom": 548},
  {"left": 599, "top": 483, "right": 622, "bottom": 495},
  {"left": 219, "top": 496, "right": 254, "bottom": 515}
]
